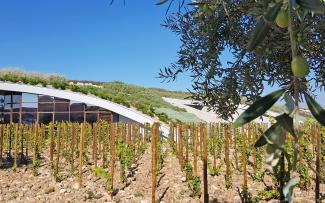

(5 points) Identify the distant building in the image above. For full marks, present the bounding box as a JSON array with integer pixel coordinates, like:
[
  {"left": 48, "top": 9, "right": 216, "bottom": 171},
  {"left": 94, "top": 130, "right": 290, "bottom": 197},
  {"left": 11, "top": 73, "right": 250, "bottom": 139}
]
[{"left": 0, "top": 81, "right": 169, "bottom": 136}]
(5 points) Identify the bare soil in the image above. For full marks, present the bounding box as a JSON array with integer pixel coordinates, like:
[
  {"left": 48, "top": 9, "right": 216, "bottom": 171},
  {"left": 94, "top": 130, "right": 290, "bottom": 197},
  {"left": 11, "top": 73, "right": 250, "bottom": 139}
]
[{"left": 0, "top": 144, "right": 323, "bottom": 203}]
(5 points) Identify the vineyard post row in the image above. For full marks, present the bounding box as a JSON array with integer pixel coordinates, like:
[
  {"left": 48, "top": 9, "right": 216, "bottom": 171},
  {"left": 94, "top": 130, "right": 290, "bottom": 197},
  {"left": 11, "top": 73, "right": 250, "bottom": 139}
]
[
  {"left": 0, "top": 121, "right": 323, "bottom": 202},
  {"left": 168, "top": 122, "right": 324, "bottom": 203}
]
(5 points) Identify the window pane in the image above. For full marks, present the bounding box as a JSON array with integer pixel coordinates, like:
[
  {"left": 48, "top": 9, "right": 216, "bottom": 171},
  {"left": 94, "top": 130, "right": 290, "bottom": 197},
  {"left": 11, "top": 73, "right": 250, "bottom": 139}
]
[
  {"left": 54, "top": 113, "right": 69, "bottom": 122},
  {"left": 98, "top": 107, "right": 109, "bottom": 112},
  {"left": 22, "top": 103, "right": 37, "bottom": 112},
  {"left": 99, "top": 112, "right": 110, "bottom": 121},
  {"left": 12, "top": 103, "right": 20, "bottom": 112},
  {"left": 38, "top": 95, "right": 54, "bottom": 103},
  {"left": 86, "top": 113, "right": 97, "bottom": 123},
  {"left": 38, "top": 102, "right": 54, "bottom": 112},
  {"left": 4, "top": 103, "right": 11, "bottom": 112},
  {"left": 55, "top": 102, "right": 69, "bottom": 112},
  {"left": 54, "top": 97, "right": 69, "bottom": 103},
  {"left": 112, "top": 113, "right": 119, "bottom": 122},
  {"left": 39, "top": 113, "right": 52, "bottom": 124},
  {"left": 22, "top": 93, "right": 38, "bottom": 103},
  {"left": 12, "top": 113, "right": 20, "bottom": 123},
  {"left": 70, "top": 113, "right": 84, "bottom": 123},
  {"left": 12, "top": 94, "right": 21, "bottom": 104},
  {"left": 4, "top": 95, "right": 11, "bottom": 104},
  {"left": 22, "top": 113, "right": 37, "bottom": 124},
  {"left": 2, "top": 114, "right": 10, "bottom": 123},
  {"left": 70, "top": 103, "right": 84, "bottom": 112},
  {"left": 86, "top": 104, "right": 99, "bottom": 112}
]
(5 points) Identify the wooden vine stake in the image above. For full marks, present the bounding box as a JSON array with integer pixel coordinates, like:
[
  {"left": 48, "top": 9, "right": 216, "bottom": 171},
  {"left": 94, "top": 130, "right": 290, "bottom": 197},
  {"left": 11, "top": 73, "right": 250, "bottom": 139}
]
[
  {"left": 200, "top": 125, "right": 203, "bottom": 160},
  {"left": 109, "top": 123, "right": 116, "bottom": 193},
  {"left": 41, "top": 124, "right": 45, "bottom": 153},
  {"left": 151, "top": 122, "right": 159, "bottom": 203},
  {"left": 19, "top": 124, "right": 23, "bottom": 159},
  {"left": 127, "top": 123, "right": 131, "bottom": 146},
  {"left": 185, "top": 125, "right": 189, "bottom": 180},
  {"left": 252, "top": 124, "right": 257, "bottom": 173},
  {"left": 98, "top": 123, "right": 102, "bottom": 160},
  {"left": 6, "top": 124, "right": 11, "bottom": 157},
  {"left": 0, "top": 125, "right": 2, "bottom": 160},
  {"left": 93, "top": 123, "right": 97, "bottom": 167},
  {"left": 33, "top": 123, "right": 39, "bottom": 165},
  {"left": 233, "top": 127, "right": 238, "bottom": 170},
  {"left": 179, "top": 124, "right": 184, "bottom": 169},
  {"left": 315, "top": 126, "right": 321, "bottom": 203},
  {"left": 7, "top": 124, "right": 12, "bottom": 157},
  {"left": 185, "top": 125, "right": 189, "bottom": 163},
  {"left": 49, "top": 122, "right": 54, "bottom": 165},
  {"left": 79, "top": 123, "right": 85, "bottom": 187},
  {"left": 26, "top": 125, "right": 29, "bottom": 157},
  {"left": 194, "top": 125, "right": 198, "bottom": 177},
  {"left": 211, "top": 123, "right": 216, "bottom": 169},
  {"left": 13, "top": 124, "right": 18, "bottom": 170},
  {"left": 169, "top": 123, "right": 174, "bottom": 149},
  {"left": 202, "top": 125, "right": 209, "bottom": 203},
  {"left": 224, "top": 124, "right": 231, "bottom": 188},
  {"left": 71, "top": 124, "right": 75, "bottom": 170},
  {"left": 102, "top": 123, "right": 106, "bottom": 168},
  {"left": 241, "top": 126, "right": 248, "bottom": 189},
  {"left": 55, "top": 124, "right": 61, "bottom": 175}
]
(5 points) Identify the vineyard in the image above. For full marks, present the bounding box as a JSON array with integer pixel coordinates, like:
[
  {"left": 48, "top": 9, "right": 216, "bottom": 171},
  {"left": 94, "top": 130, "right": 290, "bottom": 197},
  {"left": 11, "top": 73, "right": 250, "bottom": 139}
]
[{"left": 0, "top": 121, "right": 324, "bottom": 202}]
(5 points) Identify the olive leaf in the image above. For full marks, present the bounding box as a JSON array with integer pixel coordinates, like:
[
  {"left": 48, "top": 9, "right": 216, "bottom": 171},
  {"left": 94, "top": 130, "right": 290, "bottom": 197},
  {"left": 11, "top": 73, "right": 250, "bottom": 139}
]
[
  {"left": 296, "top": 0, "right": 325, "bottom": 14},
  {"left": 304, "top": 93, "right": 325, "bottom": 126},
  {"left": 247, "top": 1, "right": 283, "bottom": 51},
  {"left": 254, "top": 122, "right": 284, "bottom": 148},
  {"left": 265, "top": 144, "right": 282, "bottom": 170},
  {"left": 233, "top": 89, "right": 285, "bottom": 128},
  {"left": 283, "top": 93, "right": 295, "bottom": 114},
  {"left": 156, "top": 0, "right": 169, "bottom": 5},
  {"left": 283, "top": 178, "right": 299, "bottom": 203},
  {"left": 275, "top": 113, "right": 295, "bottom": 137}
]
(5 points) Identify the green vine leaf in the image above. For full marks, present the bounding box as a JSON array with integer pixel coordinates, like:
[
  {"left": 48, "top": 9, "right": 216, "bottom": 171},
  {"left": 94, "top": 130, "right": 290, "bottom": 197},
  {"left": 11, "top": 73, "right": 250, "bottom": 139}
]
[
  {"left": 247, "top": 1, "right": 283, "bottom": 51},
  {"left": 304, "top": 93, "right": 325, "bottom": 126},
  {"left": 296, "top": 0, "right": 325, "bottom": 14},
  {"left": 233, "top": 89, "right": 285, "bottom": 128}
]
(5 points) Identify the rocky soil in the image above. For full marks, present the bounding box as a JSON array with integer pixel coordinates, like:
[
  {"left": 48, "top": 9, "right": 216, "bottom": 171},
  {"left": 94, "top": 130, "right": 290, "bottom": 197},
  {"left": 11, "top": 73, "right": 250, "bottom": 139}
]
[{"left": 0, "top": 144, "right": 323, "bottom": 203}]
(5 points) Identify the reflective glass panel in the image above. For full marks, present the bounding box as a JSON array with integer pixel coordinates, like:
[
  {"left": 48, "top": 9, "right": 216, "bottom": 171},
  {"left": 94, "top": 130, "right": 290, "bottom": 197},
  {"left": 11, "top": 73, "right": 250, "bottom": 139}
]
[
  {"left": 38, "top": 95, "right": 54, "bottom": 103},
  {"left": 38, "top": 102, "right": 54, "bottom": 112},
  {"left": 54, "top": 113, "right": 69, "bottom": 122},
  {"left": 70, "top": 103, "right": 84, "bottom": 112},
  {"left": 22, "top": 113, "right": 37, "bottom": 124},
  {"left": 70, "top": 113, "right": 84, "bottom": 123},
  {"left": 86, "top": 113, "right": 97, "bottom": 123},
  {"left": 22, "top": 93, "right": 38, "bottom": 103},
  {"left": 55, "top": 102, "right": 69, "bottom": 112},
  {"left": 39, "top": 113, "right": 52, "bottom": 124},
  {"left": 22, "top": 103, "right": 37, "bottom": 112}
]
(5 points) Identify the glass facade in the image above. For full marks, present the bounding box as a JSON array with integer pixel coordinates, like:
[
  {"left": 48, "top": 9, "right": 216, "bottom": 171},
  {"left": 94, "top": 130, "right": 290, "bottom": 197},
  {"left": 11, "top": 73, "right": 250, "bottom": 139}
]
[{"left": 0, "top": 91, "right": 117, "bottom": 124}]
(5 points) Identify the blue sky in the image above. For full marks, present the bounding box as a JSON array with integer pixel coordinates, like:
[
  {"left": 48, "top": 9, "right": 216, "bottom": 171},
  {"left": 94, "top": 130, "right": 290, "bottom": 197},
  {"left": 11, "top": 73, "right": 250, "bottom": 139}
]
[
  {"left": 0, "top": 0, "right": 324, "bottom": 105},
  {"left": 0, "top": 0, "right": 193, "bottom": 91}
]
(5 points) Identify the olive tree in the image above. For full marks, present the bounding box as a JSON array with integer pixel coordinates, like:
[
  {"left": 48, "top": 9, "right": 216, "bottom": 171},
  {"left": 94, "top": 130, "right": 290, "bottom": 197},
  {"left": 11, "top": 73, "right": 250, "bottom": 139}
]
[{"left": 158, "top": 0, "right": 325, "bottom": 202}]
